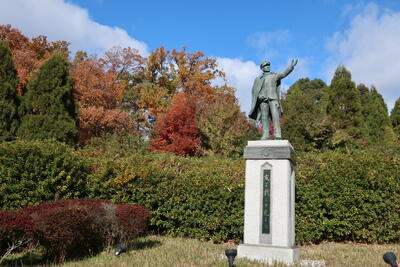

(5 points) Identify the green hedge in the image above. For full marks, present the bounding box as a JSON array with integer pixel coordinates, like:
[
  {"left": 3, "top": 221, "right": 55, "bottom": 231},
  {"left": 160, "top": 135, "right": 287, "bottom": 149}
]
[
  {"left": 87, "top": 153, "right": 245, "bottom": 243},
  {"left": 2, "top": 139, "right": 400, "bottom": 244},
  {"left": 88, "top": 148, "right": 400, "bottom": 243},
  {"left": 0, "top": 140, "right": 90, "bottom": 209},
  {"left": 296, "top": 149, "right": 400, "bottom": 243}
]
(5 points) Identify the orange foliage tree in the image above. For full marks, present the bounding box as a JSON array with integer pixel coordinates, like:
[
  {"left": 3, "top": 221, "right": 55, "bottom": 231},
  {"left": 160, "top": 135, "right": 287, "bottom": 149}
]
[
  {"left": 120, "top": 47, "right": 178, "bottom": 135},
  {"left": 171, "top": 47, "right": 226, "bottom": 99},
  {"left": 150, "top": 93, "right": 201, "bottom": 156},
  {"left": 123, "top": 47, "right": 234, "bottom": 138},
  {"left": 0, "top": 25, "right": 69, "bottom": 95},
  {"left": 72, "top": 51, "right": 139, "bottom": 144},
  {"left": 1, "top": 25, "right": 250, "bottom": 151},
  {"left": 147, "top": 47, "right": 254, "bottom": 156}
]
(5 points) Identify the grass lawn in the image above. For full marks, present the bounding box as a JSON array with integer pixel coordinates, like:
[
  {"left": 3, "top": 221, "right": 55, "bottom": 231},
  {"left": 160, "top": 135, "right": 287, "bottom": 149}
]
[{"left": 3, "top": 235, "right": 400, "bottom": 266}]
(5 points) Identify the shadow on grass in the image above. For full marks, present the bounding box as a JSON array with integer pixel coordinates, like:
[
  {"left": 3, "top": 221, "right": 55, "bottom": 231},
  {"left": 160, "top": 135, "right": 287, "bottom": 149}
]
[
  {"left": 2, "top": 247, "right": 104, "bottom": 266},
  {"left": 2, "top": 237, "right": 161, "bottom": 266},
  {"left": 2, "top": 251, "right": 46, "bottom": 267},
  {"left": 129, "top": 238, "right": 162, "bottom": 251}
]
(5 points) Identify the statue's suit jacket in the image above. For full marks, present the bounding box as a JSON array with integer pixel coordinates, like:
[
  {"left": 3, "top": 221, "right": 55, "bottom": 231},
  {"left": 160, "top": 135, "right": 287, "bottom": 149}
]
[{"left": 249, "top": 65, "right": 295, "bottom": 121}]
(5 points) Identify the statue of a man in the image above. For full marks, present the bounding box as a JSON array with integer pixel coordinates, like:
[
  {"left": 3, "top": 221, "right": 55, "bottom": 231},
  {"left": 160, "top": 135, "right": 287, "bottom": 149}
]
[{"left": 249, "top": 59, "right": 298, "bottom": 140}]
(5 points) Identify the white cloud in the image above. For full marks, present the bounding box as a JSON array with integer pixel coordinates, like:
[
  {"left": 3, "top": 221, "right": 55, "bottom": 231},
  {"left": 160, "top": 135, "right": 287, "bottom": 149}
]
[
  {"left": 0, "top": 0, "right": 149, "bottom": 56},
  {"left": 325, "top": 3, "right": 400, "bottom": 110},
  {"left": 216, "top": 58, "right": 260, "bottom": 114}
]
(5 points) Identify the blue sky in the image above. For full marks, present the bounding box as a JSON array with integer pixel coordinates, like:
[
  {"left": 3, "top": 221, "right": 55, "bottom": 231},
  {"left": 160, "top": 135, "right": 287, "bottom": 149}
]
[{"left": 1, "top": 0, "right": 400, "bottom": 113}]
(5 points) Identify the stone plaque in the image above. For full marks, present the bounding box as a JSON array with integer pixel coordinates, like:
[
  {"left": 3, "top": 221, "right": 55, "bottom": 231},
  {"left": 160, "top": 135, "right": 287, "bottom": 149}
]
[{"left": 262, "top": 169, "right": 271, "bottom": 234}]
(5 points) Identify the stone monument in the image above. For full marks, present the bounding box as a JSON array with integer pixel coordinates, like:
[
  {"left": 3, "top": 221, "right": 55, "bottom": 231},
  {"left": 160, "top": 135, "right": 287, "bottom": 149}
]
[{"left": 237, "top": 60, "right": 299, "bottom": 264}]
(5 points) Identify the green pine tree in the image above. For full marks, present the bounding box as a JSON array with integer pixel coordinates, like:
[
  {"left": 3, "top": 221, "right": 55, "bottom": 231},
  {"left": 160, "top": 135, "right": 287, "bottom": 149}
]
[
  {"left": 391, "top": 98, "right": 400, "bottom": 135},
  {"left": 281, "top": 78, "right": 333, "bottom": 151},
  {"left": 358, "top": 83, "right": 371, "bottom": 118},
  {"left": 365, "top": 86, "right": 390, "bottom": 144},
  {"left": 327, "top": 66, "right": 367, "bottom": 147},
  {"left": 17, "top": 54, "right": 77, "bottom": 144},
  {"left": 0, "top": 40, "right": 19, "bottom": 141}
]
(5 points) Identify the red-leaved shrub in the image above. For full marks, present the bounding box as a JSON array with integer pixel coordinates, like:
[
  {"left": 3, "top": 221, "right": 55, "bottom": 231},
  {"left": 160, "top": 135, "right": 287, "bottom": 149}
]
[
  {"left": 26, "top": 199, "right": 108, "bottom": 261},
  {"left": 115, "top": 204, "right": 151, "bottom": 242},
  {"left": 0, "top": 199, "right": 151, "bottom": 262},
  {"left": 0, "top": 210, "right": 34, "bottom": 253},
  {"left": 150, "top": 93, "right": 202, "bottom": 156},
  {"left": 23, "top": 199, "right": 109, "bottom": 217},
  {"left": 32, "top": 206, "right": 101, "bottom": 261}
]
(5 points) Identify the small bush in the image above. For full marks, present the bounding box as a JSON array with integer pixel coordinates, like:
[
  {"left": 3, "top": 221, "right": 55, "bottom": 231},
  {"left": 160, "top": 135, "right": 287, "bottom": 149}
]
[
  {"left": 22, "top": 199, "right": 150, "bottom": 262},
  {"left": 32, "top": 205, "right": 101, "bottom": 261},
  {"left": 0, "top": 210, "right": 34, "bottom": 254},
  {"left": 116, "top": 204, "right": 151, "bottom": 242},
  {"left": 0, "top": 140, "right": 91, "bottom": 209}
]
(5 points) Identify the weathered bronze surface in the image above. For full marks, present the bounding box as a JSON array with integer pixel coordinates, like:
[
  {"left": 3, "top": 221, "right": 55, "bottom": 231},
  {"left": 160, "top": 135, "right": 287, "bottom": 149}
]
[{"left": 249, "top": 59, "right": 297, "bottom": 140}]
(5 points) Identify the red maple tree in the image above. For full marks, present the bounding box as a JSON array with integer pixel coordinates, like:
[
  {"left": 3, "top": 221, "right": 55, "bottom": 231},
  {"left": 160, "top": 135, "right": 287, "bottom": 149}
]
[{"left": 150, "top": 93, "right": 201, "bottom": 156}]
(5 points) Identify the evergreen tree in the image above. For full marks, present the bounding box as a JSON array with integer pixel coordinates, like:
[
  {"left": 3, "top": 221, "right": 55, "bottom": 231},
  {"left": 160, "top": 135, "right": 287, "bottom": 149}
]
[
  {"left": 0, "top": 40, "right": 19, "bottom": 141},
  {"left": 391, "top": 97, "right": 400, "bottom": 134},
  {"left": 17, "top": 54, "right": 77, "bottom": 144},
  {"left": 327, "top": 66, "right": 366, "bottom": 147},
  {"left": 358, "top": 83, "right": 371, "bottom": 118},
  {"left": 281, "top": 78, "right": 332, "bottom": 150},
  {"left": 357, "top": 84, "right": 391, "bottom": 144}
]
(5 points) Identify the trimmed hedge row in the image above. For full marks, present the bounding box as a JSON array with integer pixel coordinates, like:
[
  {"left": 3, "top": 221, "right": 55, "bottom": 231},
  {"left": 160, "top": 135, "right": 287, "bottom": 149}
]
[
  {"left": 296, "top": 149, "right": 400, "bottom": 243},
  {"left": 88, "top": 152, "right": 245, "bottom": 243},
  {"left": 0, "top": 140, "right": 90, "bottom": 209},
  {"left": 1, "top": 140, "right": 400, "bottom": 244},
  {"left": 87, "top": 147, "right": 400, "bottom": 243}
]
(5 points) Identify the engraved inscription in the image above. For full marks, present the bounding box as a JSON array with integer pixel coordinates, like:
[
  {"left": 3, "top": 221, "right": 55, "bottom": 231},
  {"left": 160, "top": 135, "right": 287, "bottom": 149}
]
[{"left": 262, "top": 169, "right": 271, "bottom": 234}]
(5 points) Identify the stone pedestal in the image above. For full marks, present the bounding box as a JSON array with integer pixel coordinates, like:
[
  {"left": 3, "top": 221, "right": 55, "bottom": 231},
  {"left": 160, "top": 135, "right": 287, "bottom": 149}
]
[{"left": 237, "top": 140, "right": 299, "bottom": 264}]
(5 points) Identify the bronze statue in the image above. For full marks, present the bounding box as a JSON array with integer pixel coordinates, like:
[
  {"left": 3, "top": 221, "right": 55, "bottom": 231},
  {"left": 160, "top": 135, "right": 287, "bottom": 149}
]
[{"left": 249, "top": 59, "right": 297, "bottom": 140}]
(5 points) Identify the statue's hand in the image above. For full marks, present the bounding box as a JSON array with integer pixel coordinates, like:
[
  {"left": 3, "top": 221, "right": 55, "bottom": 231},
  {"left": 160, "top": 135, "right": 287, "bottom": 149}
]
[{"left": 291, "top": 59, "right": 298, "bottom": 67}]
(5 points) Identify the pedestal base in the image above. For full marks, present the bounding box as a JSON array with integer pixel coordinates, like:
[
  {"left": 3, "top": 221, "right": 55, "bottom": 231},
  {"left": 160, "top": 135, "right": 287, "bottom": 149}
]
[{"left": 237, "top": 243, "right": 300, "bottom": 265}]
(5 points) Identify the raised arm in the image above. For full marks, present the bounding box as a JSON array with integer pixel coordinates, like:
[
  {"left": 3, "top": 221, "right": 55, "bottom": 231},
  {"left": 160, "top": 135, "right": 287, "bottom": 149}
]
[{"left": 277, "top": 59, "right": 298, "bottom": 79}]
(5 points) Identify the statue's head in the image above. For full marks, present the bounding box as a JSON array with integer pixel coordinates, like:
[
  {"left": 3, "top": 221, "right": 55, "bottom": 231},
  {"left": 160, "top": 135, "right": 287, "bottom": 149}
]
[{"left": 260, "top": 60, "right": 271, "bottom": 72}]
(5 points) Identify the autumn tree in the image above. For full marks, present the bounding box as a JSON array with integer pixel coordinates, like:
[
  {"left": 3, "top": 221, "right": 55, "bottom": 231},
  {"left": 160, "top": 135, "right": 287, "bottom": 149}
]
[
  {"left": 170, "top": 47, "right": 225, "bottom": 99},
  {"left": 150, "top": 93, "right": 201, "bottom": 156},
  {"left": 102, "top": 46, "right": 144, "bottom": 81},
  {"left": 74, "top": 46, "right": 230, "bottom": 144},
  {"left": 0, "top": 25, "right": 69, "bottom": 95},
  {"left": 281, "top": 78, "right": 333, "bottom": 150},
  {"left": 72, "top": 52, "right": 137, "bottom": 145},
  {"left": 17, "top": 54, "right": 77, "bottom": 144},
  {"left": 326, "top": 66, "right": 367, "bottom": 147},
  {"left": 120, "top": 47, "right": 175, "bottom": 135},
  {"left": 0, "top": 40, "right": 19, "bottom": 141},
  {"left": 196, "top": 88, "right": 257, "bottom": 157},
  {"left": 121, "top": 47, "right": 228, "bottom": 137}
]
